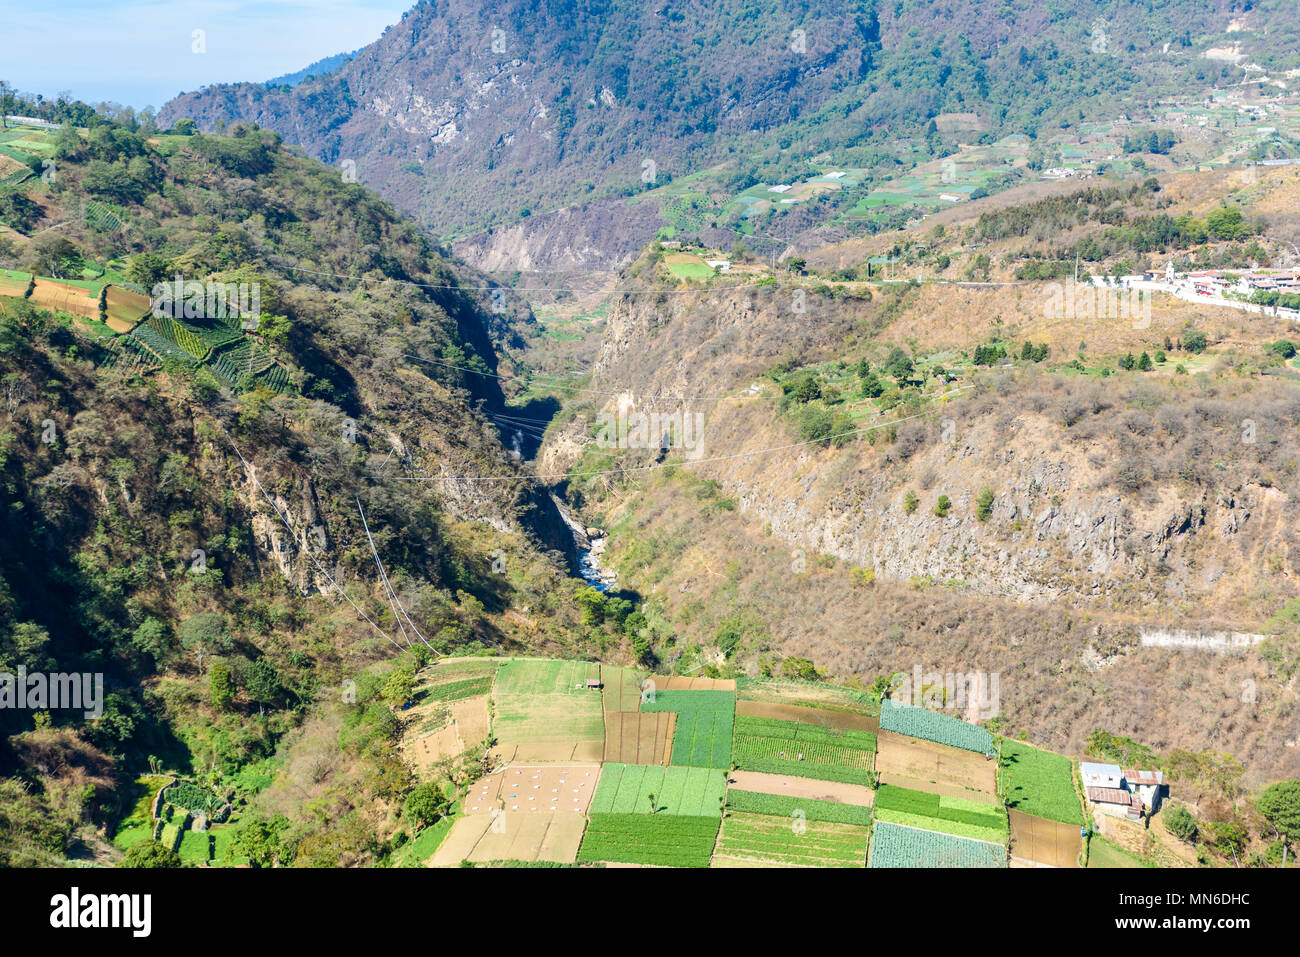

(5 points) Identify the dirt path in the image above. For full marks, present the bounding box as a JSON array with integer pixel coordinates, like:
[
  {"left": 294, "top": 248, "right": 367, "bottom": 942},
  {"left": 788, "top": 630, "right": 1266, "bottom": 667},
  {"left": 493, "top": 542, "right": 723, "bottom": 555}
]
[{"left": 727, "top": 770, "right": 875, "bottom": 807}]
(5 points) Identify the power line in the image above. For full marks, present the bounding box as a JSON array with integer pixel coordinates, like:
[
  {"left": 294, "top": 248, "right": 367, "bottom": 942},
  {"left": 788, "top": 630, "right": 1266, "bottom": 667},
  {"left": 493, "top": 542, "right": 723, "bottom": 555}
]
[{"left": 225, "top": 436, "right": 403, "bottom": 651}]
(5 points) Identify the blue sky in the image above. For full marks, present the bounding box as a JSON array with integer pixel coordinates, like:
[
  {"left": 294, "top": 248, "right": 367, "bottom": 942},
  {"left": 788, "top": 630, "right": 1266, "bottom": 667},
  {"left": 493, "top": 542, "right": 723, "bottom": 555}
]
[{"left": 0, "top": 1, "right": 414, "bottom": 110}]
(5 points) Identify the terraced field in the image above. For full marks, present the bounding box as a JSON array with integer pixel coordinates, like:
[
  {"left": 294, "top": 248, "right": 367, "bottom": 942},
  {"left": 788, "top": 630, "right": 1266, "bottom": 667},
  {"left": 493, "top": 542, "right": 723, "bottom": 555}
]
[
  {"left": 713, "top": 811, "right": 870, "bottom": 867},
  {"left": 732, "top": 715, "right": 876, "bottom": 784}
]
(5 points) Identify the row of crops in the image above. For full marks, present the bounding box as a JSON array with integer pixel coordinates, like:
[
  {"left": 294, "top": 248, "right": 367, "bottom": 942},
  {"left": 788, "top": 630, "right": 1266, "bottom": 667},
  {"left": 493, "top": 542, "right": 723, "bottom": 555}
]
[
  {"left": 874, "top": 784, "right": 1008, "bottom": 844},
  {"left": 589, "top": 764, "right": 726, "bottom": 816},
  {"left": 731, "top": 715, "right": 877, "bottom": 785},
  {"left": 576, "top": 813, "right": 720, "bottom": 867},
  {"left": 869, "top": 820, "right": 1007, "bottom": 868},
  {"left": 879, "top": 701, "right": 994, "bottom": 755},
  {"left": 724, "top": 789, "right": 873, "bottom": 826},
  {"left": 121, "top": 316, "right": 290, "bottom": 394}
]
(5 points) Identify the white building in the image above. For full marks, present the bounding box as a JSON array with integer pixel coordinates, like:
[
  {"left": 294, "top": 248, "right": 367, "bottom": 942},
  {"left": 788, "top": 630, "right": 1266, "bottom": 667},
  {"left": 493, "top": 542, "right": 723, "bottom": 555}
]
[{"left": 1080, "top": 762, "right": 1164, "bottom": 820}]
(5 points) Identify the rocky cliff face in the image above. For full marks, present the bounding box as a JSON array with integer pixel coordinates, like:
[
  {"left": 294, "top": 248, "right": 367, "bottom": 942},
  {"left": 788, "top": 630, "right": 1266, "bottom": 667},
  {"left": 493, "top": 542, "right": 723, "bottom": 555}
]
[{"left": 563, "top": 277, "right": 1300, "bottom": 616}]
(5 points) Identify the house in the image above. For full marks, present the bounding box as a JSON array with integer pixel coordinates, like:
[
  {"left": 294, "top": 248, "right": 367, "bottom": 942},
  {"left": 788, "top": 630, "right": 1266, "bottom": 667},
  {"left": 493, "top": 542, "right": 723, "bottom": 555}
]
[{"left": 1080, "top": 762, "right": 1164, "bottom": 819}]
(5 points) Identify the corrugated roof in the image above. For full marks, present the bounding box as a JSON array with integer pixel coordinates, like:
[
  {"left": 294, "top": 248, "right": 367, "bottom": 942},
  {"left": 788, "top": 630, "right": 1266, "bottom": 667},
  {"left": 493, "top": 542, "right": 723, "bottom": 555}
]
[
  {"left": 1087, "top": 787, "right": 1141, "bottom": 807},
  {"left": 1122, "top": 769, "right": 1163, "bottom": 786}
]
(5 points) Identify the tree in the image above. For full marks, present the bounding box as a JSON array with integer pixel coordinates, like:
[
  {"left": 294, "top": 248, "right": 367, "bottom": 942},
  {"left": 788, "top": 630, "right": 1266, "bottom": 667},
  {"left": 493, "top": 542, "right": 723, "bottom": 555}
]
[
  {"left": 1164, "top": 804, "right": 1198, "bottom": 843},
  {"left": 381, "top": 666, "right": 416, "bottom": 708},
  {"left": 1269, "top": 340, "right": 1297, "bottom": 359},
  {"left": 647, "top": 792, "right": 657, "bottom": 814},
  {"left": 232, "top": 817, "right": 286, "bottom": 868},
  {"left": 120, "top": 840, "right": 182, "bottom": 868},
  {"left": 127, "top": 252, "right": 173, "bottom": 290},
  {"left": 789, "top": 374, "right": 821, "bottom": 404},
  {"left": 24, "top": 234, "right": 83, "bottom": 279},
  {"left": 903, "top": 490, "right": 919, "bottom": 514},
  {"left": 975, "top": 486, "right": 994, "bottom": 521},
  {"left": 1258, "top": 779, "right": 1300, "bottom": 865},
  {"left": 1137, "top": 351, "right": 1153, "bottom": 372},
  {"left": 881, "top": 346, "right": 913, "bottom": 380},
  {"left": 1208, "top": 820, "right": 1247, "bottom": 867},
  {"left": 933, "top": 494, "right": 951, "bottom": 517},
  {"left": 130, "top": 617, "right": 168, "bottom": 659},
  {"left": 859, "top": 372, "right": 884, "bottom": 398},
  {"left": 209, "top": 661, "right": 235, "bottom": 710},
  {"left": 1181, "top": 329, "right": 1207, "bottom": 354},
  {"left": 179, "top": 613, "right": 233, "bottom": 669},
  {"left": 404, "top": 782, "right": 448, "bottom": 830},
  {"left": 575, "top": 585, "right": 606, "bottom": 625}
]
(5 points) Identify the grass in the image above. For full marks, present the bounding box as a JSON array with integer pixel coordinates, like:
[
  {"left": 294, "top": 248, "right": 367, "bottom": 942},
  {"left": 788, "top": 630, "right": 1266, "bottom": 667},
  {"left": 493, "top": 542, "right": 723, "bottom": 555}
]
[
  {"left": 725, "top": 790, "right": 873, "bottom": 826},
  {"left": 177, "top": 829, "right": 211, "bottom": 863},
  {"left": 492, "top": 659, "right": 605, "bottom": 748},
  {"left": 577, "top": 813, "right": 719, "bottom": 867},
  {"left": 393, "top": 815, "right": 457, "bottom": 866},
  {"left": 1087, "top": 835, "right": 1148, "bottom": 869},
  {"left": 1000, "top": 740, "right": 1083, "bottom": 825},
  {"left": 590, "top": 763, "right": 726, "bottom": 816},
  {"left": 714, "top": 811, "right": 869, "bottom": 867},
  {"left": 873, "top": 784, "right": 1008, "bottom": 844},
  {"left": 731, "top": 715, "right": 876, "bottom": 784}
]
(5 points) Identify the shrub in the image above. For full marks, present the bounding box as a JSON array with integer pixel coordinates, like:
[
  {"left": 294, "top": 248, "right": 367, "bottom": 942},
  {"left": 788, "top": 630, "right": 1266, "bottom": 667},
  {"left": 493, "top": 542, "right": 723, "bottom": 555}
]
[
  {"left": 903, "top": 490, "right": 919, "bottom": 514},
  {"left": 933, "top": 494, "right": 951, "bottom": 517},
  {"left": 974, "top": 487, "right": 994, "bottom": 521}
]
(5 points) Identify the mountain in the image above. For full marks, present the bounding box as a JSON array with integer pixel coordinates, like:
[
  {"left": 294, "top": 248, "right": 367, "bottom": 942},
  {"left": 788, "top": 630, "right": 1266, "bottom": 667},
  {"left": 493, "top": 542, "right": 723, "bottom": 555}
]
[
  {"left": 0, "top": 113, "right": 611, "bottom": 864},
  {"left": 265, "top": 50, "right": 361, "bottom": 88},
  {"left": 157, "top": 0, "right": 1300, "bottom": 271}
]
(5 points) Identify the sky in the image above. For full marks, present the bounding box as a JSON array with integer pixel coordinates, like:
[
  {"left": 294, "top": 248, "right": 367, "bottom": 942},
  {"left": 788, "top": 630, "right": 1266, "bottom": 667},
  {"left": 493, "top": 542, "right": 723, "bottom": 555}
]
[{"left": 0, "top": 0, "right": 415, "bottom": 110}]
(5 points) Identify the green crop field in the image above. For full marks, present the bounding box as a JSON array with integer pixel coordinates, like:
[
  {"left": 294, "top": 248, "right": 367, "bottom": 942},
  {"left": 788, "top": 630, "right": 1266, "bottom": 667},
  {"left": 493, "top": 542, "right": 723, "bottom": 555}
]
[
  {"left": 577, "top": 813, "right": 719, "bottom": 867},
  {"left": 878, "top": 702, "right": 993, "bottom": 754},
  {"left": 869, "top": 820, "right": 1006, "bottom": 868},
  {"left": 494, "top": 658, "right": 597, "bottom": 694},
  {"left": 640, "top": 689, "right": 735, "bottom": 713},
  {"left": 393, "top": 815, "right": 457, "bottom": 866},
  {"left": 713, "top": 811, "right": 869, "bottom": 867},
  {"left": 639, "top": 689, "right": 735, "bottom": 767},
  {"left": 732, "top": 715, "right": 876, "bottom": 784},
  {"left": 491, "top": 659, "right": 605, "bottom": 750},
  {"left": 724, "top": 790, "right": 873, "bottom": 826},
  {"left": 590, "top": 763, "right": 726, "bottom": 816},
  {"left": 1000, "top": 740, "right": 1083, "bottom": 825},
  {"left": 873, "top": 784, "right": 1008, "bottom": 843},
  {"left": 669, "top": 708, "right": 734, "bottom": 767},
  {"left": 420, "top": 675, "right": 493, "bottom": 703}
]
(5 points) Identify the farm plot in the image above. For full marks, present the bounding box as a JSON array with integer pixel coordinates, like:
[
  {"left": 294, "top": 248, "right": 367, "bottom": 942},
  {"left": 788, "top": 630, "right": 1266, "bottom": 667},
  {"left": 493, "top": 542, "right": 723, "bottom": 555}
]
[
  {"left": 431, "top": 812, "right": 588, "bottom": 866},
  {"left": 577, "top": 813, "right": 719, "bottom": 867},
  {"left": 725, "top": 790, "right": 873, "bottom": 826},
  {"left": 0, "top": 270, "right": 30, "bottom": 297},
  {"left": 641, "top": 689, "right": 735, "bottom": 768},
  {"left": 875, "top": 731, "right": 998, "bottom": 800},
  {"left": 103, "top": 286, "right": 150, "bottom": 332},
  {"left": 873, "top": 784, "right": 1008, "bottom": 844},
  {"left": 28, "top": 278, "right": 100, "bottom": 320},
  {"left": 492, "top": 659, "right": 605, "bottom": 762},
  {"left": 645, "top": 675, "right": 736, "bottom": 691},
  {"left": 601, "top": 664, "right": 647, "bottom": 712},
  {"left": 589, "top": 763, "right": 726, "bottom": 816},
  {"left": 736, "top": 699, "right": 878, "bottom": 732},
  {"left": 732, "top": 715, "right": 876, "bottom": 785},
  {"left": 463, "top": 764, "right": 599, "bottom": 816},
  {"left": 999, "top": 740, "right": 1083, "bottom": 825},
  {"left": 663, "top": 253, "right": 715, "bottom": 280},
  {"left": 712, "top": 811, "right": 869, "bottom": 867},
  {"left": 734, "top": 676, "right": 878, "bottom": 715},
  {"left": 869, "top": 820, "right": 1006, "bottom": 868},
  {"left": 878, "top": 702, "right": 993, "bottom": 754},
  {"left": 726, "top": 770, "right": 874, "bottom": 808},
  {"left": 603, "top": 711, "right": 675, "bottom": 765},
  {"left": 1009, "top": 809, "right": 1081, "bottom": 868}
]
